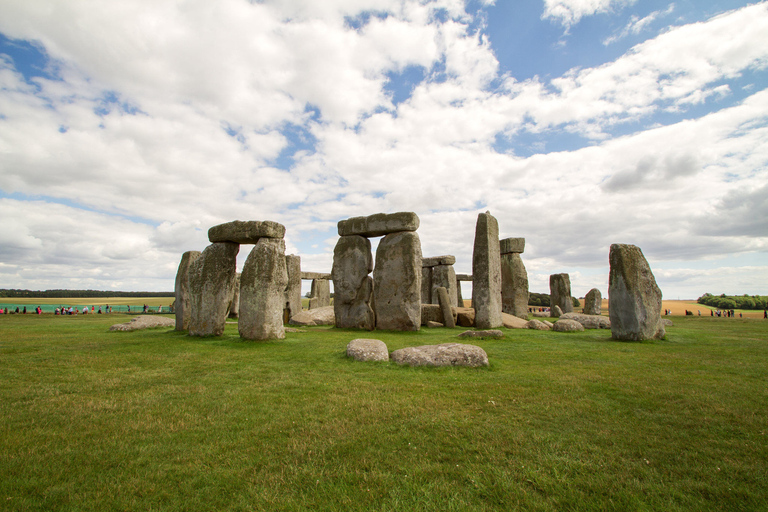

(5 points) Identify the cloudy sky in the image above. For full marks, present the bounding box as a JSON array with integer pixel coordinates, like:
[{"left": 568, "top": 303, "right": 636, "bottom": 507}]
[{"left": 1, "top": 0, "right": 766, "bottom": 299}]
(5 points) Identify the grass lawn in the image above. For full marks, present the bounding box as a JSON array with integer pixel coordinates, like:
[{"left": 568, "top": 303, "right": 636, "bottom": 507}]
[{"left": 1, "top": 313, "right": 766, "bottom": 511}]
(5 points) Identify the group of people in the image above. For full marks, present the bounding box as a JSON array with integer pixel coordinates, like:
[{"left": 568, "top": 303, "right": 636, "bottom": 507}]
[{"left": 55, "top": 305, "right": 112, "bottom": 315}]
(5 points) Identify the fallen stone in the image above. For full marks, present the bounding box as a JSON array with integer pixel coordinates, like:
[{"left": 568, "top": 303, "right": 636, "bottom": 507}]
[
  {"left": 550, "top": 273, "right": 574, "bottom": 317},
  {"left": 288, "top": 306, "right": 335, "bottom": 326},
  {"left": 455, "top": 307, "right": 475, "bottom": 327},
  {"left": 346, "top": 338, "right": 389, "bottom": 362},
  {"left": 472, "top": 211, "right": 502, "bottom": 329},
  {"left": 501, "top": 312, "right": 529, "bottom": 329},
  {"left": 208, "top": 220, "right": 285, "bottom": 244},
  {"left": 332, "top": 235, "right": 375, "bottom": 330},
  {"left": 560, "top": 312, "right": 611, "bottom": 329},
  {"left": 532, "top": 311, "right": 550, "bottom": 317},
  {"left": 188, "top": 242, "right": 239, "bottom": 337},
  {"left": 552, "top": 319, "right": 585, "bottom": 332},
  {"left": 338, "top": 212, "right": 419, "bottom": 237},
  {"left": 422, "top": 255, "right": 456, "bottom": 267},
  {"left": 390, "top": 343, "right": 489, "bottom": 367},
  {"left": 526, "top": 319, "right": 551, "bottom": 330},
  {"left": 436, "top": 286, "right": 456, "bottom": 328},
  {"left": 583, "top": 288, "right": 602, "bottom": 316},
  {"left": 110, "top": 316, "right": 175, "bottom": 331},
  {"left": 499, "top": 237, "right": 525, "bottom": 255},
  {"left": 284, "top": 327, "right": 306, "bottom": 333},
  {"left": 609, "top": 244, "right": 665, "bottom": 341},
  {"left": 551, "top": 305, "right": 564, "bottom": 318},
  {"left": 238, "top": 238, "right": 289, "bottom": 340},
  {"left": 458, "top": 329, "right": 504, "bottom": 339},
  {"left": 427, "top": 321, "right": 444, "bottom": 328},
  {"left": 541, "top": 320, "right": 554, "bottom": 327},
  {"left": 174, "top": 250, "right": 201, "bottom": 331},
  {"left": 373, "top": 231, "right": 422, "bottom": 331}
]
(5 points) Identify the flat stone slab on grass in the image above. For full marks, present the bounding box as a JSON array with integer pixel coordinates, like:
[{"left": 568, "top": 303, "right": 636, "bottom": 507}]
[
  {"left": 284, "top": 327, "right": 307, "bottom": 333},
  {"left": 458, "top": 329, "right": 504, "bottom": 339},
  {"left": 526, "top": 319, "right": 551, "bottom": 330},
  {"left": 338, "top": 212, "right": 419, "bottom": 237},
  {"left": 288, "top": 306, "right": 335, "bottom": 326},
  {"left": 390, "top": 343, "right": 489, "bottom": 367},
  {"left": 560, "top": 312, "right": 611, "bottom": 329},
  {"left": 347, "top": 338, "right": 389, "bottom": 362},
  {"left": 552, "top": 319, "right": 585, "bottom": 332},
  {"left": 110, "top": 316, "right": 175, "bottom": 331},
  {"left": 208, "top": 220, "right": 285, "bottom": 244},
  {"left": 501, "top": 312, "right": 528, "bottom": 329}
]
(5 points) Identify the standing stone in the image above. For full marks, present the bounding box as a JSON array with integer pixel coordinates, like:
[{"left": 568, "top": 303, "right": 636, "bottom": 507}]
[
  {"left": 309, "top": 279, "right": 331, "bottom": 309},
  {"left": 332, "top": 235, "right": 375, "bottom": 330},
  {"left": 609, "top": 244, "right": 665, "bottom": 341},
  {"left": 472, "top": 212, "right": 502, "bottom": 329},
  {"left": 456, "top": 277, "right": 464, "bottom": 306},
  {"left": 436, "top": 286, "right": 456, "bottom": 328},
  {"left": 188, "top": 242, "right": 239, "bottom": 336},
  {"left": 373, "top": 231, "right": 422, "bottom": 331},
  {"left": 174, "top": 250, "right": 201, "bottom": 331},
  {"left": 549, "top": 273, "right": 573, "bottom": 318},
  {"left": 501, "top": 253, "right": 529, "bottom": 319},
  {"left": 421, "top": 266, "right": 432, "bottom": 304},
  {"left": 432, "top": 264, "right": 458, "bottom": 307},
  {"left": 584, "top": 288, "right": 602, "bottom": 316},
  {"left": 284, "top": 255, "right": 301, "bottom": 320},
  {"left": 228, "top": 273, "right": 241, "bottom": 319},
  {"left": 239, "top": 238, "right": 289, "bottom": 340}
]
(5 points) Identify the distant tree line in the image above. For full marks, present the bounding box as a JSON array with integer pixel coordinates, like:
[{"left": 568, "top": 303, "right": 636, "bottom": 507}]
[
  {"left": 697, "top": 293, "right": 767, "bottom": 311},
  {"left": 0, "top": 289, "right": 174, "bottom": 298},
  {"left": 528, "top": 292, "right": 580, "bottom": 308}
]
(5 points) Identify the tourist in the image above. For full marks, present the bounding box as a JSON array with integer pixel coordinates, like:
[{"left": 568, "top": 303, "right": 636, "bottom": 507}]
[
  {"left": 22, "top": 306, "right": 26, "bottom": 314},
  {"left": 15, "top": 306, "right": 19, "bottom": 313}
]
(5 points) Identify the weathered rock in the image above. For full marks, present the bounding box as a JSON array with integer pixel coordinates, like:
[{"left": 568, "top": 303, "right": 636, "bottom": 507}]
[
  {"left": 455, "top": 307, "right": 475, "bottom": 327},
  {"left": 373, "top": 231, "right": 422, "bottom": 331},
  {"left": 228, "top": 272, "right": 241, "bottom": 319},
  {"left": 174, "top": 250, "right": 201, "bottom": 331},
  {"left": 300, "top": 271, "right": 331, "bottom": 280},
  {"left": 458, "top": 330, "right": 504, "bottom": 339},
  {"left": 662, "top": 318, "right": 673, "bottom": 326},
  {"left": 284, "top": 255, "right": 302, "bottom": 320},
  {"left": 284, "top": 327, "right": 306, "bottom": 333},
  {"left": 422, "top": 255, "right": 456, "bottom": 267},
  {"left": 553, "top": 319, "right": 585, "bottom": 332},
  {"left": 526, "top": 319, "right": 551, "bottom": 330},
  {"left": 501, "top": 312, "right": 528, "bottom": 329},
  {"left": 338, "top": 212, "right": 419, "bottom": 237},
  {"left": 427, "top": 321, "right": 444, "bottom": 328},
  {"left": 609, "top": 244, "right": 665, "bottom": 341},
  {"left": 500, "top": 237, "right": 525, "bottom": 255},
  {"left": 421, "top": 266, "right": 432, "bottom": 304},
  {"left": 238, "top": 238, "right": 289, "bottom": 340},
  {"left": 208, "top": 220, "right": 285, "bottom": 244},
  {"left": 456, "top": 277, "right": 464, "bottom": 306},
  {"left": 308, "top": 279, "right": 331, "bottom": 309},
  {"left": 541, "top": 320, "right": 554, "bottom": 328},
  {"left": 432, "top": 264, "right": 458, "bottom": 306},
  {"left": 346, "top": 338, "right": 389, "bottom": 362},
  {"left": 472, "top": 211, "right": 502, "bottom": 329},
  {"left": 436, "top": 286, "right": 456, "bottom": 328},
  {"left": 421, "top": 304, "right": 443, "bottom": 325},
  {"left": 332, "top": 235, "right": 375, "bottom": 330},
  {"left": 288, "top": 306, "right": 335, "bottom": 326},
  {"left": 188, "top": 242, "right": 239, "bottom": 337},
  {"left": 551, "top": 305, "right": 564, "bottom": 318},
  {"left": 110, "top": 316, "right": 175, "bottom": 331},
  {"left": 390, "top": 343, "right": 489, "bottom": 367},
  {"left": 583, "top": 288, "right": 602, "bottom": 316},
  {"left": 560, "top": 312, "right": 611, "bottom": 329},
  {"left": 501, "top": 253, "right": 529, "bottom": 319},
  {"left": 532, "top": 311, "right": 550, "bottom": 317},
  {"left": 550, "top": 273, "right": 573, "bottom": 317}
]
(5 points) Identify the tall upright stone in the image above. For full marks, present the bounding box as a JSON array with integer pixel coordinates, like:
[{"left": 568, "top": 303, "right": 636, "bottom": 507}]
[
  {"left": 284, "top": 255, "right": 301, "bottom": 320},
  {"left": 174, "top": 250, "right": 201, "bottom": 331},
  {"left": 373, "top": 231, "right": 422, "bottom": 331},
  {"left": 472, "top": 212, "right": 502, "bottom": 329},
  {"left": 421, "top": 266, "right": 432, "bottom": 304},
  {"left": 228, "top": 272, "right": 241, "bottom": 319},
  {"left": 549, "top": 273, "right": 573, "bottom": 318},
  {"left": 431, "top": 263, "right": 458, "bottom": 307},
  {"left": 501, "top": 253, "right": 529, "bottom": 319},
  {"left": 609, "top": 244, "right": 665, "bottom": 341},
  {"left": 584, "top": 288, "right": 602, "bottom": 315},
  {"left": 332, "top": 235, "right": 375, "bottom": 330},
  {"left": 456, "top": 277, "right": 464, "bottom": 306},
  {"left": 239, "top": 238, "right": 289, "bottom": 340},
  {"left": 188, "top": 242, "right": 239, "bottom": 336}
]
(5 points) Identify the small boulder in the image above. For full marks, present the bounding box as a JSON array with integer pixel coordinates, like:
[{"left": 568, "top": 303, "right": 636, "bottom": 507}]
[
  {"left": 526, "top": 319, "right": 551, "bottom": 330},
  {"left": 347, "top": 339, "right": 389, "bottom": 362},
  {"left": 662, "top": 318, "right": 673, "bottom": 326},
  {"left": 458, "top": 329, "right": 504, "bottom": 339},
  {"left": 553, "top": 319, "right": 585, "bottom": 332},
  {"left": 427, "top": 321, "right": 444, "bottom": 328},
  {"left": 390, "top": 343, "right": 489, "bottom": 367},
  {"left": 110, "top": 316, "right": 175, "bottom": 331},
  {"left": 288, "top": 306, "right": 335, "bottom": 326},
  {"left": 455, "top": 307, "right": 475, "bottom": 327},
  {"left": 560, "top": 312, "right": 611, "bottom": 329},
  {"left": 551, "top": 305, "right": 564, "bottom": 318}
]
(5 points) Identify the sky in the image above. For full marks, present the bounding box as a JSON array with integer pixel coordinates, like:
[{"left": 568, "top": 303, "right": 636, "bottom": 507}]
[{"left": 0, "top": 0, "right": 766, "bottom": 299}]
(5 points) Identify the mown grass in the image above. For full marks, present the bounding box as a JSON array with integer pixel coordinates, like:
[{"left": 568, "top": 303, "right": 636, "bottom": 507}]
[{"left": 1, "top": 314, "right": 766, "bottom": 511}]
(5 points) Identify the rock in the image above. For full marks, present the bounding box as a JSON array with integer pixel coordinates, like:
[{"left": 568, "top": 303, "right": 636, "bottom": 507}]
[
  {"left": 288, "top": 306, "right": 335, "bottom": 326},
  {"left": 308, "top": 279, "right": 331, "bottom": 309},
  {"left": 373, "top": 231, "right": 422, "bottom": 331},
  {"left": 455, "top": 307, "right": 475, "bottom": 327},
  {"left": 456, "top": 276, "right": 464, "bottom": 306},
  {"left": 609, "top": 244, "right": 665, "bottom": 341},
  {"left": 390, "top": 343, "right": 489, "bottom": 367},
  {"left": 662, "top": 318, "right": 673, "bottom": 326},
  {"left": 338, "top": 212, "right": 420, "bottom": 237},
  {"left": 421, "top": 266, "right": 432, "bottom": 304},
  {"left": 427, "top": 321, "right": 444, "bottom": 328},
  {"left": 422, "top": 255, "right": 456, "bottom": 266},
  {"left": 499, "top": 237, "right": 525, "bottom": 254},
  {"left": 284, "top": 327, "right": 306, "bottom": 333},
  {"left": 436, "top": 286, "right": 456, "bottom": 328},
  {"left": 552, "top": 319, "right": 585, "bottom": 332},
  {"left": 110, "top": 316, "right": 175, "bottom": 331},
  {"left": 174, "top": 250, "right": 201, "bottom": 331},
  {"left": 300, "top": 271, "right": 331, "bottom": 280},
  {"left": 432, "top": 264, "right": 458, "bottom": 306},
  {"left": 501, "top": 253, "right": 529, "bottom": 319},
  {"left": 584, "top": 288, "right": 602, "bottom": 316},
  {"left": 501, "top": 312, "right": 528, "bottom": 329},
  {"left": 526, "top": 319, "right": 551, "bottom": 330},
  {"left": 332, "top": 235, "right": 375, "bottom": 330},
  {"left": 458, "top": 330, "right": 504, "bottom": 339},
  {"left": 228, "top": 272, "right": 241, "bottom": 319},
  {"left": 347, "top": 338, "right": 389, "bottom": 362},
  {"left": 284, "top": 255, "right": 302, "bottom": 320},
  {"left": 551, "top": 305, "right": 564, "bottom": 318},
  {"left": 532, "top": 311, "right": 550, "bottom": 317},
  {"left": 550, "top": 273, "right": 574, "bottom": 317},
  {"left": 541, "top": 320, "right": 554, "bottom": 327},
  {"left": 472, "top": 211, "right": 502, "bottom": 329},
  {"left": 421, "top": 304, "right": 443, "bottom": 325},
  {"left": 238, "top": 238, "right": 289, "bottom": 340},
  {"left": 188, "top": 242, "right": 239, "bottom": 337},
  {"left": 560, "top": 312, "right": 611, "bottom": 329},
  {"left": 208, "top": 220, "right": 285, "bottom": 244}
]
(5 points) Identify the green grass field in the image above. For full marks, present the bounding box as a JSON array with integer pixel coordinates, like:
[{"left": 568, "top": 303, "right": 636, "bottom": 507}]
[{"left": 1, "top": 313, "right": 766, "bottom": 511}]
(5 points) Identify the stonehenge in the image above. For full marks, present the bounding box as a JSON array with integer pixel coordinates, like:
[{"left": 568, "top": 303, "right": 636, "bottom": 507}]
[
  {"left": 500, "top": 237, "right": 529, "bottom": 319},
  {"left": 609, "top": 244, "right": 665, "bottom": 341},
  {"left": 549, "top": 273, "right": 573, "bottom": 318},
  {"left": 239, "top": 238, "right": 289, "bottom": 340},
  {"left": 472, "top": 211, "right": 502, "bottom": 329},
  {"left": 174, "top": 250, "right": 201, "bottom": 331},
  {"left": 421, "top": 255, "right": 458, "bottom": 307},
  {"left": 187, "top": 242, "right": 239, "bottom": 336},
  {"left": 583, "top": 288, "right": 602, "bottom": 315}
]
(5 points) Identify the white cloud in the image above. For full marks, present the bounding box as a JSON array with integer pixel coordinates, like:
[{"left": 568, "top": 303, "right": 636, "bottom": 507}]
[
  {"left": 603, "top": 3, "right": 675, "bottom": 45},
  {"left": 542, "top": 0, "right": 637, "bottom": 28}
]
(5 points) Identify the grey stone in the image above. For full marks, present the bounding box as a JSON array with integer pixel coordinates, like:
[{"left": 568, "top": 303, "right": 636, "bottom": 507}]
[
  {"left": 560, "top": 312, "right": 611, "bottom": 329},
  {"left": 526, "top": 319, "right": 551, "bottom": 330},
  {"left": 174, "top": 250, "right": 201, "bottom": 331},
  {"left": 332, "top": 235, "right": 375, "bottom": 330},
  {"left": 309, "top": 279, "right": 331, "bottom": 309},
  {"left": 285, "top": 255, "right": 302, "bottom": 320},
  {"left": 347, "top": 338, "right": 389, "bottom": 362},
  {"left": 390, "top": 343, "right": 489, "bottom": 367},
  {"left": 436, "top": 286, "right": 456, "bottom": 328},
  {"left": 609, "top": 244, "right": 665, "bottom": 341},
  {"left": 455, "top": 307, "right": 475, "bottom": 327},
  {"left": 300, "top": 271, "right": 332, "bottom": 280},
  {"left": 532, "top": 311, "right": 551, "bottom": 317},
  {"left": 549, "top": 274, "right": 573, "bottom": 317},
  {"left": 584, "top": 288, "right": 602, "bottom": 315},
  {"left": 552, "top": 319, "right": 585, "bottom": 332},
  {"left": 188, "top": 242, "right": 239, "bottom": 337},
  {"left": 431, "top": 264, "right": 458, "bottom": 306},
  {"left": 551, "top": 305, "right": 564, "bottom": 318},
  {"left": 208, "top": 220, "right": 285, "bottom": 244},
  {"left": 373, "top": 231, "right": 422, "bottom": 330},
  {"left": 228, "top": 272, "right": 241, "bottom": 319},
  {"left": 422, "top": 255, "right": 456, "bottom": 267},
  {"left": 238, "top": 238, "right": 289, "bottom": 340},
  {"left": 501, "top": 253, "right": 529, "bottom": 319},
  {"left": 456, "top": 277, "right": 464, "bottom": 306},
  {"left": 110, "top": 316, "right": 175, "bottom": 331},
  {"left": 472, "top": 211, "right": 502, "bottom": 329},
  {"left": 338, "top": 212, "right": 419, "bottom": 237},
  {"left": 501, "top": 312, "right": 528, "bottom": 329},
  {"left": 421, "top": 266, "right": 432, "bottom": 304},
  {"left": 289, "top": 306, "right": 335, "bottom": 326},
  {"left": 662, "top": 318, "right": 673, "bottom": 326},
  {"left": 421, "top": 304, "right": 443, "bottom": 325},
  {"left": 499, "top": 237, "right": 525, "bottom": 255},
  {"left": 456, "top": 274, "right": 473, "bottom": 281},
  {"left": 458, "top": 330, "right": 504, "bottom": 339},
  {"left": 427, "top": 321, "right": 444, "bottom": 328}
]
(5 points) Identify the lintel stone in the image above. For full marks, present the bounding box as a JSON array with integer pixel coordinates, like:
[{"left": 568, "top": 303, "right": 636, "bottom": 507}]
[
  {"left": 422, "top": 255, "right": 456, "bottom": 267},
  {"left": 208, "top": 220, "right": 285, "bottom": 244},
  {"left": 301, "top": 271, "right": 332, "bottom": 280},
  {"left": 500, "top": 237, "right": 525, "bottom": 254},
  {"left": 338, "top": 212, "right": 419, "bottom": 237},
  {"left": 456, "top": 274, "right": 473, "bottom": 281}
]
